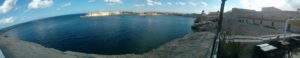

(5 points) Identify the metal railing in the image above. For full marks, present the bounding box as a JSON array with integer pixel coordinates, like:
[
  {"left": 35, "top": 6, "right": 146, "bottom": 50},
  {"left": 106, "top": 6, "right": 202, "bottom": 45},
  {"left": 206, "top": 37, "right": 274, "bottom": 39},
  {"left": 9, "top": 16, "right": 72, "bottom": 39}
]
[{"left": 210, "top": 0, "right": 226, "bottom": 58}]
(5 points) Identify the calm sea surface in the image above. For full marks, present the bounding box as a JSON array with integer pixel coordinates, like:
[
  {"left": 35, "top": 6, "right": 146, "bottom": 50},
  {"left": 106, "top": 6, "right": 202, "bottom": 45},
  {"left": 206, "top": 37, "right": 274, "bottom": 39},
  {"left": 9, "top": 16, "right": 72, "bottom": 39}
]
[{"left": 1, "top": 14, "right": 195, "bottom": 55}]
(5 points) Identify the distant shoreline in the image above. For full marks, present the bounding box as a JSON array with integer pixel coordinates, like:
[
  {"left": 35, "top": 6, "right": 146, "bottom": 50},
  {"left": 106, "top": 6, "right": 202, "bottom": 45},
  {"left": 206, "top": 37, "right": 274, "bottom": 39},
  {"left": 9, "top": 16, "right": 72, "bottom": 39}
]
[{"left": 80, "top": 11, "right": 200, "bottom": 18}]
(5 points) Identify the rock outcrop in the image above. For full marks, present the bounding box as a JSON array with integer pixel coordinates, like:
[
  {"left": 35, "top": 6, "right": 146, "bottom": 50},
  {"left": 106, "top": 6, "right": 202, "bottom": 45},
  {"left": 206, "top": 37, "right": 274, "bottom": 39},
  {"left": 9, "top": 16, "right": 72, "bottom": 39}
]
[{"left": 192, "top": 15, "right": 217, "bottom": 32}]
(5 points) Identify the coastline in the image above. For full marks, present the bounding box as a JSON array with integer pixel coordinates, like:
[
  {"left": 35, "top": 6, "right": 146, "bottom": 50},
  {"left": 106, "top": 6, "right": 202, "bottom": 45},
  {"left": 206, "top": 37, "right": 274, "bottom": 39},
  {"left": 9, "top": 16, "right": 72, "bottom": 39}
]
[{"left": 0, "top": 13, "right": 215, "bottom": 58}]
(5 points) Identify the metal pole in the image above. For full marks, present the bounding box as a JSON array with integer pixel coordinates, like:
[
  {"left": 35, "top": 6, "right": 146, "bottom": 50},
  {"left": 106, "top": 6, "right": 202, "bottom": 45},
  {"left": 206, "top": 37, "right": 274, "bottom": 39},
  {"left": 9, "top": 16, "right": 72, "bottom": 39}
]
[
  {"left": 284, "top": 19, "right": 290, "bottom": 34},
  {"left": 210, "top": 0, "right": 226, "bottom": 58}
]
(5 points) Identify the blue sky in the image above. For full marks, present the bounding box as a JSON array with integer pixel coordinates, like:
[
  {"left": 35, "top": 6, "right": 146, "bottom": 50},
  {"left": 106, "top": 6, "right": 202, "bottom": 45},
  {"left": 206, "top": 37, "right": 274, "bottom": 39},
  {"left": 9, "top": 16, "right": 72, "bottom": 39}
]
[{"left": 0, "top": 0, "right": 299, "bottom": 29}]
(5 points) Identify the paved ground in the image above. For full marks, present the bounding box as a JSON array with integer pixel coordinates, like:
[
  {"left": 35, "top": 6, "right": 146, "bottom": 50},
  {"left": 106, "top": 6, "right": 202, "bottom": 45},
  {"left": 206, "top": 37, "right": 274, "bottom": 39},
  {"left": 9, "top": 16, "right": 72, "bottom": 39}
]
[
  {"left": 292, "top": 48, "right": 300, "bottom": 58},
  {"left": 227, "top": 34, "right": 300, "bottom": 43}
]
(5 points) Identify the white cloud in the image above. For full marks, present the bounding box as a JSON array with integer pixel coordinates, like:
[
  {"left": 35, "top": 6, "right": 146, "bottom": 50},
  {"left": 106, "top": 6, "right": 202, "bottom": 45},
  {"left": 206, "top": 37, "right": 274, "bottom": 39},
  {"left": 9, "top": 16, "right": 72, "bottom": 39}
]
[
  {"left": 142, "top": 1, "right": 208, "bottom": 7},
  {"left": 174, "top": 2, "right": 182, "bottom": 5},
  {"left": 0, "top": 0, "right": 17, "bottom": 14},
  {"left": 62, "top": 2, "right": 72, "bottom": 7},
  {"left": 178, "top": 2, "right": 186, "bottom": 5},
  {"left": 153, "top": 2, "right": 162, "bottom": 5},
  {"left": 56, "top": 2, "right": 72, "bottom": 10},
  {"left": 134, "top": 4, "right": 145, "bottom": 7},
  {"left": 188, "top": 2, "right": 197, "bottom": 6},
  {"left": 146, "top": 0, "right": 154, "bottom": 6},
  {"left": 147, "top": 0, "right": 153, "bottom": 2},
  {"left": 147, "top": 2, "right": 154, "bottom": 6},
  {"left": 288, "top": 0, "right": 300, "bottom": 9},
  {"left": 88, "top": 0, "right": 96, "bottom": 2},
  {"left": 104, "top": 0, "right": 122, "bottom": 4},
  {"left": 183, "top": 2, "right": 208, "bottom": 6},
  {"left": 167, "top": 2, "right": 172, "bottom": 5},
  {"left": 239, "top": 0, "right": 295, "bottom": 11},
  {"left": 28, "top": 0, "right": 53, "bottom": 9},
  {"left": 199, "top": 2, "right": 208, "bottom": 6},
  {"left": 240, "top": 0, "right": 258, "bottom": 10},
  {"left": 0, "top": 16, "right": 15, "bottom": 24},
  {"left": 146, "top": 0, "right": 162, "bottom": 6}
]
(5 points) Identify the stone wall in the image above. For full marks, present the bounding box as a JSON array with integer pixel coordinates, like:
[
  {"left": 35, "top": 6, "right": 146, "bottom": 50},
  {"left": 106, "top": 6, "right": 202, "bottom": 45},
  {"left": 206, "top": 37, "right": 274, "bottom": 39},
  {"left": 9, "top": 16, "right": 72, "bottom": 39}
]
[{"left": 223, "top": 15, "right": 283, "bottom": 36}]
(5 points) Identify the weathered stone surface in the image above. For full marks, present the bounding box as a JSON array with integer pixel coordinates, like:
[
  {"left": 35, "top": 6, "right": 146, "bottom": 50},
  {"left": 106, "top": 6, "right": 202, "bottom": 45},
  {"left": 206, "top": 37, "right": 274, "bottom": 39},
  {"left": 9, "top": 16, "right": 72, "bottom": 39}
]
[{"left": 192, "top": 15, "right": 217, "bottom": 32}]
